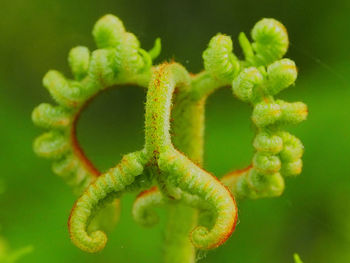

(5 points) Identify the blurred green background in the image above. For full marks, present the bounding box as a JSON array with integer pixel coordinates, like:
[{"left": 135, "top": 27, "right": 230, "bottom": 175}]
[{"left": 1, "top": 0, "right": 350, "bottom": 262}]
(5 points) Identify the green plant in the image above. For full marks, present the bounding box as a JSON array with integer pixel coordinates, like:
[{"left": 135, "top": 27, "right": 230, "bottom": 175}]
[{"left": 32, "top": 14, "right": 307, "bottom": 262}]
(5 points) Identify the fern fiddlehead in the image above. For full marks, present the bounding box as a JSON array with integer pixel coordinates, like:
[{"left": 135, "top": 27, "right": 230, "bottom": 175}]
[
  {"left": 68, "top": 151, "right": 149, "bottom": 252},
  {"left": 32, "top": 14, "right": 159, "bottom": 193},
  {"left": 197, "top": 18, "right": 307, "bottom": 199},
  {"left": 67, "top": 62, "right": 237, "bottom": 252},
  {"left": 222, "top": 58, "right": 307, "bottom": 199},
  {"left": 32, "top": 13, "right": 159, "bottom": 242},
  {"left": 239, "top": 18, "right": 289, "bottom": 66},
  {"left": 33, "top": 14, "right": 307, "bottom": 262},
  {"left": 146, "top": 63, "right": 237, "bottom": 250}
]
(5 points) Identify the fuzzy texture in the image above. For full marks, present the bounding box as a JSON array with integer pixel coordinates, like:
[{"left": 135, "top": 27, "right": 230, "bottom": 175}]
[
  {"left": 32, "top": 13, "right": 160, "bottom": 252},
  {"left": 33, "top": 14, "right": 307, "bottom": 262},
  {"left": 32, "top": 14, "right": 159, "bottom": 193},
  {"left": 239, "top": 18, "right": 289, "bottom": 66},
  {"left": 224, "top": 59, "right": 307, "bottom": 199},
  {"left": 68, "top": 151, "right": 148, "bottom": 252},
  {"left": 202, "top": 34, "right": 240, "bottom": 82},
  {"left": 67, "top": 62, "right": 237, "bottom": 253}
]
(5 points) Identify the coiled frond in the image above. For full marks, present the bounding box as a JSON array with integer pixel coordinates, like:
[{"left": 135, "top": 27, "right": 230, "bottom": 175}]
[
  {"left": 198, "top": 18, "right": 290, "bottom": 97},
  {"left": 92, "top": 14, "right": 159, "bottom": 78},
  {"left": 68, "top": 151, "right": 146, "bottom": 253},
  {"left": 202, "top": 34, "right": 240, "bottom": 82},
  {"left": 251, "top": 18, "right": 289, "bottom": 66},
  {"left": 231, "top": 67, "right": 264, "bottom": 102},
  {"left": 227, "top": 57, "right": 307, "bottom": 198},
  {"left": 69, "top": 46, "right": 90, "bottom": 81},
  {"left": 33, "top": 14, "right": 159, "bottom": 193},
  {"left": 159, "top": 150, "right": 237, "bottom": 250},
  {"left": 33, "top": 14, "right": 307, "bottom": 259},
  {"left": 32, "top": 102, "right": 97, "bottom": 193},
  {"left": 32, "top": 14, "right": 162, "bottom": 254},
  {"left": 239, "top": 18, "right": 289, "bottom": 66},
  {"left": 132, "top": 187, "right": 164, "bottom": 227}
]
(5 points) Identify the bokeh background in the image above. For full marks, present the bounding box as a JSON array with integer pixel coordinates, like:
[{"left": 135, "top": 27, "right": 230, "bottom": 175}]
[{"left": 1, "top": 0, "right": 350, "bottom": 262}]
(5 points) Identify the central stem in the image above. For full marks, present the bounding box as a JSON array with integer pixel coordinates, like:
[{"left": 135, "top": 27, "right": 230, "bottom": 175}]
[
  {"left": 144, "top": 63, "right": 190, "bottom": 155},
  {"left": 145, "top": 63, "right": 218, "bottom": 262},
  {"left": 163, "top": 91, "right": 206, "bottom": 263}
]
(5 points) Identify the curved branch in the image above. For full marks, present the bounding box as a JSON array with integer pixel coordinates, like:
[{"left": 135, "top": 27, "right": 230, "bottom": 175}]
[
  {"left": 132, "top": 186, "right": 164, "bottom": 227},
  {"left": 68, "top": 151, "right": 146, "bottom": 253},
  {"left": 221, "top": 165, "right": 285, "bottom": 199},
  {"left": 143, "top": 62, "right": 237, "bottom": 250},
  {"left": 144, "top": 62, "right": 191, "bottom": 155},
  {"left": 159, "top": 150, "right": 238, "bottom": 250}
]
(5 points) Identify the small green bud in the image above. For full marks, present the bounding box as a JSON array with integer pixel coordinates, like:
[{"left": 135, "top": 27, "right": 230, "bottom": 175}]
[
  {"left": 266, "top": 59, "right": 297, "bottom": 95},
  {"left": 279, "top": 132, "right": 304, "bottom": 161},
  {"left": 121, "top": 32, "right": 140, "bottom": 51},
  {"left": 92, "top": 14, "right": 125, "bottom": 49},
  {"left": 69, "top": 46, "right": 90, "bottom": 80},
  {"left": 117, "top": 32, "right": 146, "bottom": 74},
  {"left": 232, "top": 67, "right": 264, "bottom": 102},
  {"left": 253, "top": 152, "right": 281, "bottom": 175},
  {"left": 52, "top": 154, "right": 79, "bottom": 178},
  {"left": 246, "top": 169, "right": 264, "bottom": 191},
  {"left": 203, "top": 34, "right": 240, "bottom": 81},
  {"left": 69, "top": 167, "right": 91, "bottom": 188},
  {"left": 52, "top": 155, "right": 91, "bottom": 193},
  {"left": 252, "top": 101, "right": 282, "bottom": 127},
  {"left": 247, "top": 169, "right": 284, "bottom": 197},
  {"left": 33, "top": 131, "right": 70, "bottom": 159},
  {"left": 251, "top": 18, "right": 289, "bottom": 66},
  {"left": 264, "top": 172, "right": 285, "bottom": 196},
  {"left": 43, "top": 70, "right": 81, "bottom": 107},
  {"left": 277, "top": 100, "right": 308, "bottom": 125},
  {"left": 88, "top": 49, "right": 115, "bottom": 89},
  {"left": 32, "top": 103, "right": 71, "bottom": 129},
  {"left": 235, "top": 175, "right": 255, "bottom": 199},
  {"left": 253, "top": 132, "right": 283, "bottom": 154},
  {"left": 281, "top": 159, "right": 303, "bottom": 176}
]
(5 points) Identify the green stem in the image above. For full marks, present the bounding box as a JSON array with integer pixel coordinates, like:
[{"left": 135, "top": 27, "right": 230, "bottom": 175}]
[
  {"left": 190, "top": 71, "right": 228, "bottom": 100},
  {"left": 142, "top": 63, "right": 198, "bottom": 262},
  {"left": 144, "top": 63, "right": 190, "bottom": 154},
  {"left": 163, "top": 204, "right": 197, "bottom": 263},
  {"left": 163, "top": 89, "right": 206, "bottom": 263}
]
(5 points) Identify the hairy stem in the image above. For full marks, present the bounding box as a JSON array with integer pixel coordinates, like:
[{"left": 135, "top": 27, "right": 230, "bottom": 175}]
[
  {"left": 163, "top": 87, "right": 206, "bottom": 262},
  {"left": 163, "top": 204, "right": 198, "bottom": 263},
  {"left": 190, "top": 71, "right": 228, "bottom": 100}
]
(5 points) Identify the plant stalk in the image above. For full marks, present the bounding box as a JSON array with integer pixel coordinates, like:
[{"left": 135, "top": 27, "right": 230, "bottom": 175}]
[{"left": 163, "top": 94, "right": 206, "bottom": 263}]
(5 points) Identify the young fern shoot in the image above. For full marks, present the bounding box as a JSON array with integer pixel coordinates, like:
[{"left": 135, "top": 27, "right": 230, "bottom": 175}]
[{"left": 33, "top": 14, "right": 307, "bottom": 262}]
